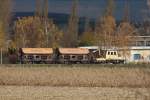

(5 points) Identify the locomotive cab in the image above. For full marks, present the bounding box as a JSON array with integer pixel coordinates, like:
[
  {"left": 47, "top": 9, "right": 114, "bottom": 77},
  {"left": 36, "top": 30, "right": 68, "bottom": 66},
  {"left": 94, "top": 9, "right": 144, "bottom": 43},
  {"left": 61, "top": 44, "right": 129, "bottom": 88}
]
[{"left": 96, "top": 49, "right": 125, "bottom": 64}]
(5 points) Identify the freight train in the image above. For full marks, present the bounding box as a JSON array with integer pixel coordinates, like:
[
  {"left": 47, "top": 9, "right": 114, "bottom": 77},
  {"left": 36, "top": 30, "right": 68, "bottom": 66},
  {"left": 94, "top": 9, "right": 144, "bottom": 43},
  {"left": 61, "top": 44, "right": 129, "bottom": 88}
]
[{"left": 19, "top": 48, "right": 125, "bottom": 64}]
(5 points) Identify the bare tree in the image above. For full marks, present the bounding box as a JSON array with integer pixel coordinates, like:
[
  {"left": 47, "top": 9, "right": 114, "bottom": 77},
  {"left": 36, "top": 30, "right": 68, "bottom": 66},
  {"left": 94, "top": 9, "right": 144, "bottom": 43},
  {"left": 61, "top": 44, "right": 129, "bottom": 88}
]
[
  {"left": 35, "top": 0, "right": 42, "bottom": 17},
  {"left": 63, "top": 0, "right": 79, "bottom": 47}
]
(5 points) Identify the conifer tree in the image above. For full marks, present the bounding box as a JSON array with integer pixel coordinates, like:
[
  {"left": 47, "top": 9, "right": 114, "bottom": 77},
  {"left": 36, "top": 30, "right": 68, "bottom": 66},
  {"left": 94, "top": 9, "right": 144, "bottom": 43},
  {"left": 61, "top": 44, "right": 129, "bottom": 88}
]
[
  {"left": 0, "top": 0, "right": 12, "bottom": 64},
  {"left": 116, "top": 0, "right": 135, "bottom": 59},
  {"left": 63, "top": 0, "right": 79, "bottom": 47},
  {"left": 43, "top": 0, "right": 49, "bottom": 19},
  {"left": 35, "top": 0, "right": 42, "bottom": 17},
  {"left": 123, "top": 0, "right": 130, "bottom": 22},
  {"left": 105, "top": 0, "right": 114, "bottom": 16},
  {"left": 0, "top": 0, "right": 12, "bottom": 46},
  {"left": 95, "top": 0, "right": 116, "bottom": 49},
  {"left": 143, "top": 0, "right": 150, "bottom": 35},
  {"left": 43, "top": 0, "right": 49, "bottom": 47}
]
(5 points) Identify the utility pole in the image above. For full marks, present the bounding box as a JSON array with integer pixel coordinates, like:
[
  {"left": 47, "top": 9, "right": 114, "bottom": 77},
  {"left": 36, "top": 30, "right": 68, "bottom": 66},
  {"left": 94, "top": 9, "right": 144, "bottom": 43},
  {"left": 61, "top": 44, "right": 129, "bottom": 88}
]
[{"left": 0, "top": 48, "right": 2, "bottom": 64}]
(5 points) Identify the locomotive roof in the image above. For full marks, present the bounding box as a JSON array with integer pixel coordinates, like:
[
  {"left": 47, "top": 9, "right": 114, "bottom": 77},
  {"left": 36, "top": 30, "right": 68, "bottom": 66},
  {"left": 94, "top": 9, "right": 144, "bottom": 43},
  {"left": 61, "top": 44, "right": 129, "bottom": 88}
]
[
  {"left": 59, "top": 48, "right": 89, "bottom": 55},
  {"left": 21, "top": 48, "right": 53, "bottom": 54}
]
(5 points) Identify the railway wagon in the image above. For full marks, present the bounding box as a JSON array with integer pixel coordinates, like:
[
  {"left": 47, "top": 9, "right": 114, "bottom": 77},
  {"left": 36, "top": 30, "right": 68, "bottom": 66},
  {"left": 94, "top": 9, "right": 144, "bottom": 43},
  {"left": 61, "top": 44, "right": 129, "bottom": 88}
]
[
  {"left": 19, "top": 48, "right": 54, "bottom": 64},
  {"left": 57, "top": 48, "right": 91, "bottom": 64}
]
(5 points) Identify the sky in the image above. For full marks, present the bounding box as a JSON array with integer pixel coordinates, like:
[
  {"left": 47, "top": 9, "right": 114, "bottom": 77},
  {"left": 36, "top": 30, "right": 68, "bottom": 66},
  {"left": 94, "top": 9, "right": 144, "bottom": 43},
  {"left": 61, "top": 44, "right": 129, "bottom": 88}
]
[{"left": 13, "top": 0, "right": 148, "bottom": 20}]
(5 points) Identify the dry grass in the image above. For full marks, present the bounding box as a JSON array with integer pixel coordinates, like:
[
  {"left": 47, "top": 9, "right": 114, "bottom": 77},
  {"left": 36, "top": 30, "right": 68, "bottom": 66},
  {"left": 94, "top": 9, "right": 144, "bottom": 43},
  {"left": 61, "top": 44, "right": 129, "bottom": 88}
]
[
  {"left": 0, "top": 86, "right": 150, "bottom": 100},
  {"left": 0, "top": 64, "right": 150, "bottom": 87}
]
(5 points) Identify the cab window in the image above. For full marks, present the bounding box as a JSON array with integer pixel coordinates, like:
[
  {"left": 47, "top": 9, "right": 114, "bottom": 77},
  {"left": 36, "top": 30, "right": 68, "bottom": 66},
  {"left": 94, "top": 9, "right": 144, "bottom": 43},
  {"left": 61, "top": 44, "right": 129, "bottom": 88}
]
[{"left": 111, "top": 52, "right": 113, "bottom": 55}]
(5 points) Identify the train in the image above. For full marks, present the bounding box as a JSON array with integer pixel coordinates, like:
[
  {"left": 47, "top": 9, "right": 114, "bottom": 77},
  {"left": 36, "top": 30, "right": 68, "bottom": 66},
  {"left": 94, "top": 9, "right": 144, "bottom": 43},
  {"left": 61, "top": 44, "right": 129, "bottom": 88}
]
[{"left": 19, "top": 47, "right": 125, "bottom": 64}]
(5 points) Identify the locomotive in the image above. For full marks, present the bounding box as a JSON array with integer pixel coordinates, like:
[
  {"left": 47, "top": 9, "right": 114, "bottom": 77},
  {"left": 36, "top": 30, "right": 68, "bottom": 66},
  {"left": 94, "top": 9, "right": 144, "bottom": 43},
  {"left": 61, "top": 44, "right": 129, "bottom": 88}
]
[{"left": 19, "top": 47, "right": 125, "bottom": 64}]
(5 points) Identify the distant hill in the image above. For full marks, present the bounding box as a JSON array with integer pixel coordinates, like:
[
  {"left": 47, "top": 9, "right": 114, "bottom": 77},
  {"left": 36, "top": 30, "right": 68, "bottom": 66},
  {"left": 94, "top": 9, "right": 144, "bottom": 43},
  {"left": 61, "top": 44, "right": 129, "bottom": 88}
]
[
  {"left": 14, "top": 12, "right": 70, "bottom": 24},
  {"left": 13, "top": 12, "right": 142, "bottom": 33},
  {"left": 13, "top": 12, "right": 96, "bottom": 33}
]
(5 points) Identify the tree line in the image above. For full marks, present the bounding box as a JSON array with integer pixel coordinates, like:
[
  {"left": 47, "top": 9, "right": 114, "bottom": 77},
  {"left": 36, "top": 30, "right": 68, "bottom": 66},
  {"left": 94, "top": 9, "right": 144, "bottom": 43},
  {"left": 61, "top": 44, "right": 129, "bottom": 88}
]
[
  {"left": 0, "top": 0, "right": 138, "bottom": 52},
  {"left": 1, "top": 0, "right": 143, "bottom": 63},
  {"left": 0, "top": 0, "right": 141, "bottom": 54}
]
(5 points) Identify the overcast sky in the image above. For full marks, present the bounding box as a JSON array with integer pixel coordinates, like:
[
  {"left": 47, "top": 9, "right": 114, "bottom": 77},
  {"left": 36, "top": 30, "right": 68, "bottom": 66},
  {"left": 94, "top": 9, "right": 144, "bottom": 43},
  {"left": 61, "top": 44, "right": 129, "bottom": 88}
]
[{"left": 13, "top": 0, "right": 148, "bottom": 20}]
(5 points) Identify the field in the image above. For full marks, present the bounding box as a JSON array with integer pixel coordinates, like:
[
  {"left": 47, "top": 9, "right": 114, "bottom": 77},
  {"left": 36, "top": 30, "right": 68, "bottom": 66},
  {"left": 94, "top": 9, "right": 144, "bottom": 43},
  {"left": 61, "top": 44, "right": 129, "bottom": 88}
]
[
  {"left": 0, "top": 64, "right": 150, "bottom": 87},
  {"left": 0, "top": 86, "right": 150, "bottom": 100},
  {"left": 0, "top": 64, "right": 150, "bottom": 100}
]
